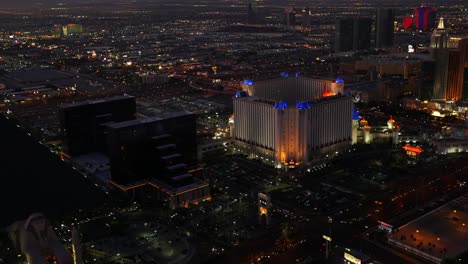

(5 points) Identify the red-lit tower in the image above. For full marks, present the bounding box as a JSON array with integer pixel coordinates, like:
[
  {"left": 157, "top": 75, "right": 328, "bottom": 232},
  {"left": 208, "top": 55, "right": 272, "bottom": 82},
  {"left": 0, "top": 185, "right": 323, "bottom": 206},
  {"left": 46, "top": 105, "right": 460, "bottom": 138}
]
[{"left": 413, "top": 5, "right": 436, "bottom": 31}]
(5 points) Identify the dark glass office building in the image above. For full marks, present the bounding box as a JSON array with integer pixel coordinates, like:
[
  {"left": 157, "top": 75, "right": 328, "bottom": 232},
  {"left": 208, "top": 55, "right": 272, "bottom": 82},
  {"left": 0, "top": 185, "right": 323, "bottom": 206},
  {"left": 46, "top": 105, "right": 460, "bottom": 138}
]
[
  {"left": 59, "top": 95, "right": 136, "bottom": 155},
  {"left": 376, "top": 8, "right": 394, "bottom": 48},
  {"left": 335, "top": 17, "right": 372, "bottom": 52},
  {"left": 104, "top": 112, "right": 197, "bottom": 184}
]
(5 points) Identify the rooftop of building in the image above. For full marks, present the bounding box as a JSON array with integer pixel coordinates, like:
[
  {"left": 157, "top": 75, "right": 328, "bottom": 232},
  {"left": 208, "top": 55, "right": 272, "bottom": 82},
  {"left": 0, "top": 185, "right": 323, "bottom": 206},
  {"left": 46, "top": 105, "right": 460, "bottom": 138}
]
[
  {"left": 104, "top": 111, "right": 193, "bottom": 130},
  {"left": 235, "top": 93, "right": 349, "bottom": 107},
  {"left": 240, "top": 76, "right": 346, "bottom": 103},
  {"left": 60, "top": 95, "right": 135, "bottom": 109},
  {"left": 389, "top": 194, "right": 468, "bottom": 260},
  {"left": 109, "top": 172, "right": 208, "bottom": 196}
]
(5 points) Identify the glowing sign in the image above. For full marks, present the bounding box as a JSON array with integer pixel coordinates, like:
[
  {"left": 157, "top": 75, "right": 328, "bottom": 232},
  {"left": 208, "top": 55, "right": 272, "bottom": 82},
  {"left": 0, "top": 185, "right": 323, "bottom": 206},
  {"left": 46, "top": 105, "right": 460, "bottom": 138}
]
[
  {"left": 344, "top": 252, "right": 361, "bottom": 264},
  {"left": 377, "top": 220, "right": 393, "bottom": 233},
  {"left": 431, "top": 111, "right": 445, "bottom": 117},
  {"left": 295, "top": 72, "right": 301, "bottom": 77},
  {"left": 280, "top": 72, "right": 289, "bottom": 77},
  {"left": 402, "top": 144, "right": 423, "bottom": 156}
]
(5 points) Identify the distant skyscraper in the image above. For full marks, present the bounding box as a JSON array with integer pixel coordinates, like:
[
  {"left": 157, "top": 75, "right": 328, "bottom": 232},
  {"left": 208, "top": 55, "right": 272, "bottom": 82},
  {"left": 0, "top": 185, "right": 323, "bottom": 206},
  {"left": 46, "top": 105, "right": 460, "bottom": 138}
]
[
  {"left": 462, "top": 38, "right": 468, "bottom": 67},
  {"left": 446, "top": 48, "right": 464, "bottom": 101},
  {"left": 376, "top": 8, "right": 394, "bottom": 48},
  {"left": 445, "top": 37, "right": 468, "bottom": 101},
  {"left": 247, "top": 0, "right": 258, "bottom": 24},
  {"left": 413, "top": 5, "right": 436, "bottom": 31},
  {"left": 335, "top": 18, "right": 372, "bottom": 52},
  {"left": 460, "top": 38, "right": 468, "bottom": 99},
  {"left": 353, "top": 18, "right": 372, "bottom": 50},
  {"left": 284, "top": 7, "right": 296, "bottom": 26},
  {"left": 301, "top": 7, "right": 312, "bottom": 27},
  {"left": 431, "top": 18, "right": 450, "bottom": 100},
  {"left": 335, "top": 18, "right": 354, "bottom": 52}
]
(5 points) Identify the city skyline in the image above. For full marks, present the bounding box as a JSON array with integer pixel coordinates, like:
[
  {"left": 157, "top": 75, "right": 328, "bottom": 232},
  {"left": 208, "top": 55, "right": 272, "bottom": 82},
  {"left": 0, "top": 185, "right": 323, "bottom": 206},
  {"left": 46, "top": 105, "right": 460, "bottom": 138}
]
[
  {"left": 0, "top": 0, "right": 467, "bottom": 263},
  {"left": 0, "top": 0, "right": 463, "bottom": 8}
]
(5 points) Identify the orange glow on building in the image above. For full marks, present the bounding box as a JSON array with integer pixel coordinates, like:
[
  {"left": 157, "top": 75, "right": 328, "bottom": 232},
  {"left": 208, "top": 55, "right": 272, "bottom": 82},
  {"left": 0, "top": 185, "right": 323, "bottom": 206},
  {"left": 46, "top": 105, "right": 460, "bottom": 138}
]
[
  {"left": 280, "top": 151, "right": 286, "bottom": 163},
  {"left": 259, "top": 207, "right": 268, "bottom": 215},
  {"left": 322, "top": 85, "right": 335, "bottom": 97},
  {"left": 402, "top": 144, "right": 424, "bottom": 156}
]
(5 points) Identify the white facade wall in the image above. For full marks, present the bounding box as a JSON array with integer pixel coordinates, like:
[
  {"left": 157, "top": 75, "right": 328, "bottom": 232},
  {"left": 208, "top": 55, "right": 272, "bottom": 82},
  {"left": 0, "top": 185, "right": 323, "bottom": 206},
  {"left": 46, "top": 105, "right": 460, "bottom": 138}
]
[
  {"left": 233, "top": 98, "right": 278, "bottom": 151},
  {"left": 233, "top": 96, "right": 353, "bottom": 165},
  {"left": 307, "top": 97, "right": 353, "bottom": 150}
]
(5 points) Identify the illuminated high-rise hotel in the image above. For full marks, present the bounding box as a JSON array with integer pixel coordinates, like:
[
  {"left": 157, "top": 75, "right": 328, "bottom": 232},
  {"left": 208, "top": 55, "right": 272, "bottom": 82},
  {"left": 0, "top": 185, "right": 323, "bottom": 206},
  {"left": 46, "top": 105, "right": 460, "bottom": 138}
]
[
  {"left": 446, "top": 47, "right": 464, "bottom": 101},
  {"left": 461, "top": 38, "right": 468, "bottom": 100},
  {"left": 431, "top": 18, "right": 450, "bottom": 101},
  {"left": 431, "top": 19, "right": 467, "bottom": 102},
  {"left": 233, "top": 76, "right": 353, "bottom": 168}
]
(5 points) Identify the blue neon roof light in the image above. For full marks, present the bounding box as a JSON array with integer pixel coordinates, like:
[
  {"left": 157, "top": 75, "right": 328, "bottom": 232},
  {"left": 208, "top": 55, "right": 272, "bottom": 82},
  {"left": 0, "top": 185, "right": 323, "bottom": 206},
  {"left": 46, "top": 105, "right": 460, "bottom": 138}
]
[
  {"left": 235, "top": 91, "right": 247, "bottom": 98},
  {"left": 295, "top": 72, "right": 301, "bottom": 77},
  {"left": 243, "top": 80, "right": 254, "bottom": 85},
  {"left": 296, "top": 102, "right": 310, "bottom": 110},
  {"left": 274, "top": 101, "right": 288, "bottom": 110},
  {"left": 336, "top": 77, "right": 344, "bottom": 83},
  {"left": 280, "top": 72, "right": 289, "bottom": 78}
]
